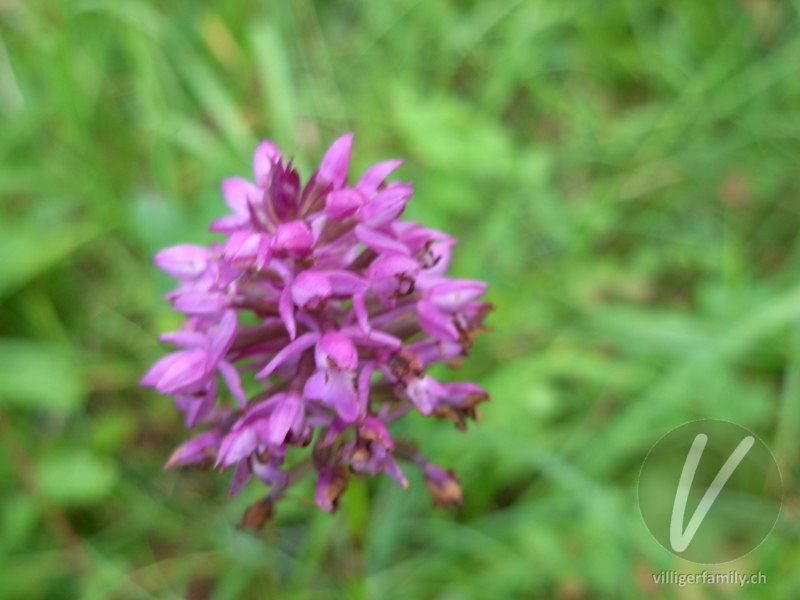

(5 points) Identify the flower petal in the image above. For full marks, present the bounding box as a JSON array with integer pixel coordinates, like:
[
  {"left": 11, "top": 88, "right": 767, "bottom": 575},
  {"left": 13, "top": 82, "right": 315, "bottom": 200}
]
[
  {"left": 217, "top": 427, "right": 258, "bottom": 467},
  {"left": 255, "top": 332, "right": 319, "bottom": 379},
  {"left": 357, "top": 159, "right": 403, "bottom": 196},
  {"left": 153, "top": 349, "right": 209, "bottom": 394},
  {"left": 253, "top": 140, "right": 281, "bottom": 185},
  {"left": 164, "top": 429, "right": 222, "bottom": 469},
  {"left": 267, "top": 393, "right": 303, "bottom": 446},
  {"left": 317, "top": 133, "right": 353, "bottom": 189},
  {"left": 325, "top": 188, "right": 366, "bottom": 219},
  {"left": 221, "top": 177, "right": 259, "bottom": 215},
  {"left": 154, "top": 244, "right": 210, "bottom": 279},
  {"left": 304, "top": 370, "right": 359, "bottom": 422}
]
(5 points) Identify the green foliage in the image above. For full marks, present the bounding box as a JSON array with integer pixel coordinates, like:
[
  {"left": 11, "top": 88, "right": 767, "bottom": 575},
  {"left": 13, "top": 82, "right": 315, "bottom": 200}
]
[{"left": 1, "top": 0, "right": 799, "bottom": 598}]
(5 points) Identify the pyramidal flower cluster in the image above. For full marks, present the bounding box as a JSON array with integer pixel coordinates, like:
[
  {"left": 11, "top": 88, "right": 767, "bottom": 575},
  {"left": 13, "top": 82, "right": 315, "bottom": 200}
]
[{"left": 142, "top": 134, "right": 491, "bottom": 519}]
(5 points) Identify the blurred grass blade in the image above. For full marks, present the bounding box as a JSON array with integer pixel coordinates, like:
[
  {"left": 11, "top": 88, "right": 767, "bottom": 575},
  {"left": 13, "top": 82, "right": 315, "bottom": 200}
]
[
  {"left": 0, "top": 338, "right": 83, "bottom": 411},
  {"left": 250, "top": 22, "right": 297, "bottom": 149},
  {"left": 0, "top": 223, "right": 101, "bottom": 298}
]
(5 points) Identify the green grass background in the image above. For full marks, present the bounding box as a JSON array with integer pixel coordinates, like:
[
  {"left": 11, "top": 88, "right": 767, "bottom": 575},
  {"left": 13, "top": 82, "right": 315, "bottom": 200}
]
[{"left": 2, "top": 0, "right": 800, "bottom": 598}]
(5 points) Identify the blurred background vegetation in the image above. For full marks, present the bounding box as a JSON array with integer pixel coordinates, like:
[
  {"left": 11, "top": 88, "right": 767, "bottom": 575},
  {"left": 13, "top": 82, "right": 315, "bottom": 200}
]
[{"left": 2, "top": 0, "right": 800, "bottom": 598}]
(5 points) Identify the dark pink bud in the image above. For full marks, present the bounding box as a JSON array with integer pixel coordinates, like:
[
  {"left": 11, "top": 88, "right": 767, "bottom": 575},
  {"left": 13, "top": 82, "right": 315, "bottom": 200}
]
[{"left": 268, "top": 160, "right": 301, "bottom": 222}]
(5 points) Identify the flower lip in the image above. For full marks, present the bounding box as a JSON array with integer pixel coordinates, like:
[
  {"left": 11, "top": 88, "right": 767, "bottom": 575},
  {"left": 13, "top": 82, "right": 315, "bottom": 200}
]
[
  {"left": 291, "top": 270, "right": 332, "bottom": 310},
  {"left": 315, "top": 331, "right": 358, "bottom": 371}
]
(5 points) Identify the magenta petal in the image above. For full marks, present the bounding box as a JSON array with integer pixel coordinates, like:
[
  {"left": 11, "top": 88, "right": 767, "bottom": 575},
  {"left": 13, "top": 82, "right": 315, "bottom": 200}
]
[
  {"left": 228, "top": 460, "right": 252, "bottom": 497},
  {"left": 272, "top": 220, "right": 314, "bottom": 257},
  {"left": 325, "top": 188, "right": 366, "bottom": 219},
  {"left": 352, "top": 292, "right": 371, "bottom": 334},
  {"left": 267, "top": 393, "right": 302, "bottom": 445},
  {"left": 357, "top": 362, "right": 375, "bottom": 413},
  {"left": 158, "top": 330, "right": 207, "bottom": 348},
  {"left": 354, "top": 224, "right": 410, "bottom": 256},
  {"left": 255, "top": 332, "right": 319, "bottom": 379},
  {"left": 359, "top": 182, "right": 412, "bottom": 227},
  {"left": 427, "top": 279, "right": 487, "bottom": 313},
  {"left": 404, "top": 375, "right": 446, "bottom": 415},
  {"left": 155, "top": 349, "right": 208, "bottom": 394},
  {"left": 291, "top": 270, "right": 332, "bottom": 310},
  {"left": 417, "top": 299, "right": 459, "bottom": 341},
  {"left": 164, "top": 429, "right": 222, "bottom": 468},
  {"left": 154, "top": 244, "right": 210, "bottom": 279},
  {"left": 343, "top": 327, "right": 402, "bottom": 349},
  {"left": 383, "top": 453, "right": 408, "bottom": 487},
  {"left": 368, "top": 253, "right": 420, "bottom": 303},
  {"left": 327, "top": 270, "right": 368, "bottom": 295},
  {"left": 367, "top": 252, "right": 419, "bottom": 280},
  {"left": 209, "top": 310, "right": 238, "bottom": 365},
  {"left": 253, "top": 140, "right": 281, "bottom": 185},
  {"left": 357, "top": 159, "right": 403, "bottom": 196},
  {"left": 173, "top": 292, "right": 228, "bottom": 315},
  {"left": 218, "top": 360, "right": 247, "bottom": 407},
  {"left": 224, "top": 231, "right": 271, "bottom": 267},
  {"left": 360, "top": 415, "right": 392, "bottom": 448},
  {"left": 304, "top": 370, "right": 359, "bottom": 422},
  {"left": 217, "top": 427, "right": 258, "bottom": 467},
  {"left": 441, "top": 381, "right": 489, "bottom": 406},
  {"left": 317, "top": 133, "right": 353, "bottom": 189},
  {"left": 279, "top": 285, "right": 296, "bottom": 340},
  {"left": 210, "top": 213, "right": 249, "bottom": 233},
  {"left": 221, "top": 177, "right": 259, "bottom": 214},
  {"left": 141, "top": 352, "right": 184, "bottom": 387},
  {"left": 252, "top": 459, "right": 287, "bottom": 487},
  {"left": 315, "top": 331, "right": 358, "bottom": 371}
]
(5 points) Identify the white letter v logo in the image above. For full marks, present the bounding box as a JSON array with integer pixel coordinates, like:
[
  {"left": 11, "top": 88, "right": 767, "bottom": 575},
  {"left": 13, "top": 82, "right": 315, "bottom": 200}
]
[{"left": 670, "top": 433, "right": 755, "bottom": 553}]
